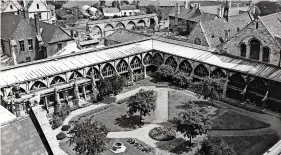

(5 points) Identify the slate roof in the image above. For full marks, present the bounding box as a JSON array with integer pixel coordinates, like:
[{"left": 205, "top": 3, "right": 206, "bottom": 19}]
[
  {"left": 199, "top": 5, "right": 250, "bottom": 16},
  {"left": 259, "top": 12, "right": 281, "bottom": 39},
  {"left": 102, "top": 7, "right": 120, "bottom": 13},
  {"left": 1, "top": 116, "right": 48, "bottom": 155},
  {"left": 120, "top": 5, "right": 137, "bottom": 10},
  {"left": 139, "top": 0, "right": 185, "bottom": 7},
  {"left": 199, "top": 13, "right": 252, "bottom": 47},
  {"left": 169, "top": 7, "right": 217, "bottom": 22},
  {"left": 1, "top": 13, "right": 36, "bottom": 41},
  {"left": 29, "top": 18, "right": 74, "bottom": 46},
  {"left": 106, "top": 29, "right": 150, "bottom": 43}
]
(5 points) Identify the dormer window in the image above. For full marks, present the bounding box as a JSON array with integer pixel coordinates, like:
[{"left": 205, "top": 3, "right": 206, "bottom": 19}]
[
  {"left": 37, "top": 4, "right": 39, "bottom": 9},
  {"left": 10, "top": 5, "right": 13, "bottom": 9},
  {"left": 256, "top": 22, "right": 259, "bottom": 29}
]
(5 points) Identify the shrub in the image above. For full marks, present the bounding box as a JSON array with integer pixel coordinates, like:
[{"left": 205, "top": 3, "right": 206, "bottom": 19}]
[
  {"left": 52, "top": 115, "right": 63, "bottom": 129},
  {"left": 56, "top": 132, "right": 66, "bottom": 140},
  {"left": 61, "top": 125, "right": 71, "bottom": 131},
  {"left": 149, "top": 127, "right": 176, "bottom": 141}
]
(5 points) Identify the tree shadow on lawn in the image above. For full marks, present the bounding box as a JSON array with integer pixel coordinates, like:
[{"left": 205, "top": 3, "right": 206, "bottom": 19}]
[
  {"left": 115, "top": 114, "right": 146, "bottom": 130},
  {"left": 156, "top": 138, "right": 195, "bottom": 154}
]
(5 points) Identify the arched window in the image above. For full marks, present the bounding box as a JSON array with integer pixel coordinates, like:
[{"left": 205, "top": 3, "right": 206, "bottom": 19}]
[
  {"left": 30, "top": 81, "right": 46, "bottom": 90},
  {"left": 262, "top": 47, "right": 270, "bottom": 62},
  {"left": 87, "top": 67, "right": 99, "bottom": 79},
  {"left": 179, "top": 60, "right": 192, "bottom": 74},
  {"left": 194, "top": 37, "right": 201, "bottom": 45},
  {"left": 37, "top": 4, "right": 39, "bottom": 9},
  {"left": 153, "top": 53, "right": 163, "bottom": 66},
  {"left": 69, "top": 71, "right": 83, "bottom": 81},
  {"left": 117, "top": 60, "right": 128, "bottom": 72},
  {"left": 248, "top": 78, "right": 267, "bottom": 95},
  {"left": 130, "top": 57, "right": 141, "bottom": 69},
  {"left": 51, "top": 76, "right": 65, "bottom": 85},
  {"left": 240, "top": 43, "right": 246, "bottom": 57},
  {"left": 143, "top": 53, "right": 152, "bottom": 65},
  {"left": 165, "top": 56, "right": 177, "bottom": 69},
  {"left": 102, "top": 63, "right": 114, "bottom": 77},
  {"left": 211, "top": 68, "right": 226, "bottom": 78},
  {"left": 249, "top": 39, "right": 260, "bottom": 60},
  {"left": 194, "top": 64, "right": 209, "bottom": 77},
  {"left": 228, "top": 73, "right": 245, "bottom": 89}
]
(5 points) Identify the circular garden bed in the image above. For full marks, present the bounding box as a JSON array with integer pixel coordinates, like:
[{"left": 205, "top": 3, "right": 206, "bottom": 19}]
[{"left": 149, "top": 127, "right": 176, "bottom": 141}]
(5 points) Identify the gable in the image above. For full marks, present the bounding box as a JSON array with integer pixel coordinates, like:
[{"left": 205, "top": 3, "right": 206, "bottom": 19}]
[
  {"left": 2, "top": 1, "right": 21, "bottom": 12},
  {"left": 187, "top": 22, "right": 209, "bottom": 47},
  {"left": 28, "top": 0, "right": 48, "bottom": 12},
  {"left": 49, "top": 27, "right": 73, "bottom": 44}
]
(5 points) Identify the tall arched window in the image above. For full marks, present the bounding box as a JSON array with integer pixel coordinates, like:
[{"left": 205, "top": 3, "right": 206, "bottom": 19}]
[
  {"left": 262, "top": 47, "right": 270, "bottom": 62},
  {"left": 153, "top": 53, "right": 163, "bottom": 66},
  {"left": 31, "top": 81, "right": 46, "bottom": 90},
  {"left": 165, "top": 56, "right": 177, "bottom": 69},
  {"left": 179, "top": 60, "right": 192, "bottom": 75},
  {"left": 102, "top": 63, "right": 114, "bottom": 77},
  {"left": 37, "top": 4, "right": 39, "bottom": 9},
  {"left": 240, "top": 43, "right": 246, "bottom": 57},
  {"left": 117, "top": 60, "right": 128, "bottom": 72},
  {"left": 87, "top": 67, "right": 99, "bottom": 79},
  {"left": 51, "top": 76, "right": 65, "bottom": 85},
  {"left": 249, "top": 39, "right": 260, "bottom": 60},
  {"left": 194, "top": 64, "right": 209, "bottom": 77},
  {"left": 130, "top": 57, "right": 141, "bottom": 69},
  {"left": 143, "top": 53, "right": 152, "bottom": 65},
  {"left": 69, "top": 71, "right": 83, "bottom": 81}
]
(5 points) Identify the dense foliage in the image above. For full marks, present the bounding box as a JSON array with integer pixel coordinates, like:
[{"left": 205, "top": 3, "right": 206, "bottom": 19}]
[
  {"left": 256, "top": 1, "right": 281, "bottom": 16},
  {"left": 56, "top": 132, "right": 67, "bottom": 140},
  {"left": 126, "top": 89, "right": 156, "bottom": 123},
  {"left": 195, "top": 137, "right": 237, "bottom": 155},
  {"left": 192, "top": 77, "right": 225, "bottom": 105},
  {"left": 145, "top": 4, "right": 162, "bottom": 21},
  {"left": 61, "top": 125, "right": 71, "bottom": 131},
  {"left": 173, "top": 101, "right": 212, "bottom": 145},
  {"left": 149, "top": 127, "right": 176, "bottom": 141},
  {"left": 68, "top": 118, "right": 109, "bottom": 155},
  {"left": 97, "top": 75, "right": 126, "bottom": 99}
]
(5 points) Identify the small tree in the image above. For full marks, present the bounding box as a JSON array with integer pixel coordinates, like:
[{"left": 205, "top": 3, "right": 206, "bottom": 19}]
[
  {"left": 68, "top": 117, "right": 109, "bottom": 155},
  {"left": 192, "top": 77, "right": 225, "bottom": 105},
  {"left": 174, "top": 101, "right": 211, "bottom": 145},
  {"left": 127, "top": 89, "right": 156, "bottom": 123},
  {"left": 155, "top": 65, "right": 175, "bottom": 82},
  {"left": 109, "top": 75, "right": 126, "bottom": 95},
  {"left": 173, "top": 72, "right": 192, "bottom": 88},
  {"left": 97, "top": 78, "right": 112, "bottom": 99},
  {"left": 195, "top": 136, "right": 237, "bottom": 155},
  {"left": 145, "top": 4, "right": 162, "bottom": 21}
]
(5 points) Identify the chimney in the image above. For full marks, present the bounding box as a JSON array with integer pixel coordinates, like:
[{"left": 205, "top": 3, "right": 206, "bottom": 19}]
[
  {"left": 34, "top": 13, "right": 40, "bottom": 35},
  {"left": 217, "top": 5, "right": 223, "bottom": 17},
  {"left": 9, "top": 39, "right": 18, "bottom": 65},
  {"left": 23, "top": 7, "right": 29, "bottom": 19},
  {"left": 224, "top": 29, "right": 230, "bottom": 41},
  {"left": 175, "top": 3, "right": 179, "bottom": 25},
  {"left": 185, "top": 0, "right": 189, "bottom": 9}
]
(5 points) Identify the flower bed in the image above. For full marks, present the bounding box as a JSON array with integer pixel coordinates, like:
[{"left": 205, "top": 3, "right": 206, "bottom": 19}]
[
  {"left": 149, "top": 127, "right": 176, "bottom": 141},
  {"left": 126, "top": 138, "right": 153, "bottom": 154}
]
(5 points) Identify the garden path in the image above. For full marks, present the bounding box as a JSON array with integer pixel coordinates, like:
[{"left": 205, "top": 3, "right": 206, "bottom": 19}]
[{"left": 154, "top": 88, "right": 169, "bottom": 123}]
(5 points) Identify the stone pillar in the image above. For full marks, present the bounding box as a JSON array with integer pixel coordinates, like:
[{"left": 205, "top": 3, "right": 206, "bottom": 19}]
[
  {"left": 222, "top": 73, "right": 229, "bottom": 98},
  {"left": 143, "top": 66, "right": 147, "bottom": 78},
  {"left": 129, "top": 69, "right": 134, "bottom": 82},
  {"left": 246, "top": 45, "right": 251, "bottom": 59},
  {"left": 259, "top": 49, "right": 263, "bottom": 61},
  {"left": 82, "top": 85, "right": 87, "bottom": 100},
  {"left": 15, "top": 103, "right": 25, "bottom": 117},
  {"left": 44, "top": 96, "right": 49, "bottom": 113}
]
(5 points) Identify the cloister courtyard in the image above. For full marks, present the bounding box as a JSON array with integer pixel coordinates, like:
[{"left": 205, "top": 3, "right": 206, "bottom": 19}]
[{"left": 53, "top": 78, "right": 281, "bottom": 155}]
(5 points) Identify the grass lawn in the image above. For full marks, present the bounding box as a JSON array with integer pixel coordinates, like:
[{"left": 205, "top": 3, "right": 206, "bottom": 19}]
[
  {"left": 59, "top": 138, "right": 154, "bottom": 155},
  {"left": 222, "top": 134, "right": 279, "bottom": 155},
  {"left": 168, "top": 91, "right": 270, "bottom": 130},
  {"left": 122, "top": 78, "right": 156, "bottom": 93},
  {"left": 69, "top": 103, "right": 155, "bottom": 132}
]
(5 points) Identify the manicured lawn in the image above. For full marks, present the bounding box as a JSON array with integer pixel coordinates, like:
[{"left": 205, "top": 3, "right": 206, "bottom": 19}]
[
  {"left": 69, "top": 103, "right": 155, "bottom": 132},
  {"left": 59, "top": 138, "right": 153, "bottom": 155},
  {"left": 122, "top": 78, "right": 156, "bottom": 93},
  {"left": 212, "top": 110, "right": 271, "bottom": 130},
  {"left": 168, "top": 91, "right": 270, "bottom": 130},
  {"left": 222, "top": 134, "right": 279, "bottom": 155}
]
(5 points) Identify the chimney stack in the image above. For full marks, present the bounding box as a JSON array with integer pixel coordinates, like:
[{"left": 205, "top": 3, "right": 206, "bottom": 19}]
[
  {"left": 185, "top": 0, "right": 189, "bottom": 9},
  {"left": 34, "top": 13, "right": 40, "bottom": 35},
  {"left": 9, "top": 39, "right": 18, "bottom": 65},
  {"left": 217, "top": 5, "right": 223, "bottom": 17}
]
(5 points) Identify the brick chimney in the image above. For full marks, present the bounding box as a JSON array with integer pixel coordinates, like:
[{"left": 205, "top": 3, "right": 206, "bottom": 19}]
[{"left": 9, "top": 39, "right": 18, "bottom": 65}]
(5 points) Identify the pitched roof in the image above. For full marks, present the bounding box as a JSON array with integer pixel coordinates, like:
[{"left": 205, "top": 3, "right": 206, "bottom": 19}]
[
  {"left": 29, "top": 18, "right": 74, "bottom": 46},
  {"left": 1, "top": 13, "right": 36, "bottom": 41},
  {"left": 1, "top": 0, "right": 22, "bottom": 11},
  {"left": 1, "top": 116, "right": 48, "bottom": 155},
  {"left": 102, "top": 7, "right": 120, "bottom": 13},
  {"left": 169, "top": 7, "right": 216, "bottom": 22},
  {"left": 259, "top": 12, "right": 281, "bottom": 39},
  {"left": 120, "top": 5, "right": 137, "bottom": 10},
  {"left": 199, "top": 5, "right": 250, "bottom": 16},
  {"left": 200, "top": 13, "right": 252, "bottom": 47},
  {"left": 106, "top": 29, "right": 149, "bottom": 43},
  {"left": 139, "top": 0, "right": 185, "bottom": 7},
  {"left": 62, "top": 0, "right": 99, "bottom": 9}
]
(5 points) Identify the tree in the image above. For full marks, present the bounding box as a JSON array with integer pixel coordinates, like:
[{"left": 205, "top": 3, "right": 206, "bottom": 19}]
[
  {"left": 121, "top": 0, "right": 129, "bottom": 5},
  {"left": 173, "top": 72, "right": 192, "bottom": 88},
  {"left": 195, "top": 136, "right": 237, "bottom": 155},
  {"left": 127, "top": 89, "right": 156, "bottom": 123},
  {"left": 100, "top": 0, "right": 106, "bottom": 7},
  {"left": 112, "top": 0, "right": 119, "bottom": 8},
  {"left": 109, "top": 75, "right": 126, "bottom": 95},
  {"left": 68, "top": 117, "right": 109, "bottom": 155},
  {"left": 192, "top": 77, "right": 225, "bottom": 105},
  {"left": 145, "top": 4, "right": 163, "bottom": 21},
  {"left": 155, "top": 65, "right": 175, "bottom": 82},
  {"left": 174, "top": 101, "right": 212, "bottom": 145},
  {"left": 97, "top": 78, "right": 112, "bottom": 99},
  {"left": 256, "top": 1, "right": 281, "bottom": 16}
]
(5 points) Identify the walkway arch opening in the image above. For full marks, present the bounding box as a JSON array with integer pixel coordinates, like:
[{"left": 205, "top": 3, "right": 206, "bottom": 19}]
[
  {"left": 91, "top": 26, "right": 102, "bottom": 39},
  {"left": 137, "top": 20, "right": 146, "bottom": 29},
  {"left": 165, "top": 56, "right": 177, "bottom": 70},
  {"left": 69, "top": 71, "right": 83, "bottom": 81},
  {"left": 143, "top": 53, "right": 152, "bottom": 65},
  {"left": 249, "top": 39, "right": 260, "bottom": 60},
  {"left": 149, "top": 18, "right": 156, "bottom": 29},
  {"left": 31, "top": 81, "right": 47, "bottom": 91},
  {"left": 127, "top": 21, "right": 136, "bottom": 30},
  {"left": 153, "top": 53, "right": 163, "bottom": 66},
  {"left": 87, "top": 67, "right": 99, "bottom": 79},
  {"left": 116, "top": 22, "right": 125, "bottom": 29},
  {"left": 211, "top": 68, "right": 226, "bottom": 79},
  {"left": 51, "top": 76, "right": 65, "bottom": 85},
  {"left": 179, "top": 60, "right": 192, "bottom": 75},
  {"left": 194, "top": 64, "right": 209, "bottom": 77},
  {"left": 104, "top": 24, "right": 114, "bottom": 37},
  {"left": 117, "top": 60, "right": 129, "bottom": 73},
  {"left": 227, "top": 73, "right": 246, "bottom": 100},
  {"left": 130, "top": 56, "right": 142, "bottom": 69},
  {"left": 9, "top": 86, "right": 27, "bottom": 96},
  {"left": 102, "top": 63, "right": 114, "bottom": 77}
]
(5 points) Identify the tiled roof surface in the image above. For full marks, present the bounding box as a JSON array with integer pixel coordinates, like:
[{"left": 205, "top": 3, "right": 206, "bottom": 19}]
[
  {"left": 106, "top": 29, "right": 149, "bottom": 43},
  {"left": 200, "top": 13, "right": 252, "bottom": 47},
  {"left": 120, "top": 5, "right": 137, "bottom": 10},
  {"left": 169, "top": 7, "right": 216, "bottom": 22},
  {"left": 199, "top": 5, "right": 250, "bottom": 16},
  {"left": 1, "top": 116, "right": 48, "bottom": 155},
  {"left": 102, "top": 7, "right": 120, "bottom": 13},
  {"left": 139, "top": 0, "right": 185, "bottom": 7},
  {"left": 259, "top": 12, "right": 281, "bottom": 38}
]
